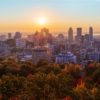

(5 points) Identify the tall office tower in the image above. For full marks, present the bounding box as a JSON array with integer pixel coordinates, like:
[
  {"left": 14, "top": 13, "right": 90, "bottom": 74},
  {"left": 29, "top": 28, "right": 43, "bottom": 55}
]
[
  {"left": 76, "top": 28, "right": 82, "bottom": 44},
  {"left": 68, "top": 27, "right": 73, "bottom": 43},
  {"left": 89, "top": 27, "right": 93, "bottom": 41}
]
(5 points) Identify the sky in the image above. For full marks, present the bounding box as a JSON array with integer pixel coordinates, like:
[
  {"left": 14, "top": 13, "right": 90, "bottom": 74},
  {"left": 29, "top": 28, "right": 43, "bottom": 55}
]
[{"left": 0, "top": 0, "right": 100, "bottom": 33}]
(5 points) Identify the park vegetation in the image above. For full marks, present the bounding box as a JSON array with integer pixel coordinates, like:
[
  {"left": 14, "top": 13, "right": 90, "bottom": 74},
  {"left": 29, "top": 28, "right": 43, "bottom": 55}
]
[{"left": 0, "top": 58, "right": 100, "bottom": 100}]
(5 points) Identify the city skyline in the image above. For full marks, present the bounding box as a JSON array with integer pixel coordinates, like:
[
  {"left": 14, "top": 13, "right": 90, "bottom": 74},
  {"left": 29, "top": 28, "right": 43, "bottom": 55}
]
[{"left": 0, "top": 0, "right": 100, "bottom": 33}]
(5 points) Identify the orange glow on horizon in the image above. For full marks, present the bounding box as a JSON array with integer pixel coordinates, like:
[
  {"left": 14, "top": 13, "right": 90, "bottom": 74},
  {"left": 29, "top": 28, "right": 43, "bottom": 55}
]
[{"left": 0, "top": 22, "right": 100, "bottom": 33}]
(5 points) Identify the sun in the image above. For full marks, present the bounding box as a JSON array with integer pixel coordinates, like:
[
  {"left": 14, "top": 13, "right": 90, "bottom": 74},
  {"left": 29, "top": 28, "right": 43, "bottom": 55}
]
[{"left": 38, "top": 17, "right": 47, "bottom": 26}]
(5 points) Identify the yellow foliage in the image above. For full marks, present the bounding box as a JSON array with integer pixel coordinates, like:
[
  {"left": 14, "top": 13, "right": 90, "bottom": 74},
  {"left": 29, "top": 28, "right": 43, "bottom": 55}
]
[
  {"left": 75, "top": 82, "right": 85, "bottom": 92},
  {"left": 91, "top": 87, "right": 98, "bottom": 95}
]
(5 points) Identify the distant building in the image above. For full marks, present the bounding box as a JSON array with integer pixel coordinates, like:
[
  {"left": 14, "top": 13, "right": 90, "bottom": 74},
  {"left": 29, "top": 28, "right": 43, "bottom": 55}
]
[
  {"left": 16, "top": 48, "right": 33, "bottom": 61},
  {"left": 33, "top": 31, "right": 47, "bottom": 46},
  {"left": 8, "top": 33, "right": 12, "bottom": 39},
  {"left": 18, "top": 55, "right": 32, "bottom": 62},
  {"left": 56, "top": 34, "right": 66, "bottom": 52},
  {"left": 56, "top": 51, "right": 77, "bottom": 64},
  {"left": 68, "top": 27, "right": 73, "bottom": 43},
  {"left": 32, "top": 46, "right": 52, "bottom": 63},
  {"left": 14, "top": 32, "right": 22, "bottom": 39},
  {"left": 0, "top": 41, "right": 6, "bottom": 50},
  {"left": 16, "top": 38, "right": 26, "bottom": 48},
  {"left": 83, "top": 34, "right": 90, "bottom": 48},
  {"left": 76, "top": 28, "right": 82, "bottom": 45},
  {"left": 41, "top": 27, "right": 49, "bottom": 35},
  {"left": 89, "top": 27, "right": 93, "bottom": 41},
  {"left": 0, "top": 41, "right": 11, "bottom": 57},
  {"left": 27, "top": 34, "right": 34, "bottom": 42},
  {"left": 0, "top": 35, "right": 6, "bottom": 41},
  {"left": 57, "top": 33, "right": 64, "bottom": 43},
  {"left": 46, "top": 33, "right": 53, "bottom": 44},
  {"left": 87, "top": 50, "right": 100, "bottom": 62},
  {"left": 77, "top": 28, "right": 82, "bottom": 37}
]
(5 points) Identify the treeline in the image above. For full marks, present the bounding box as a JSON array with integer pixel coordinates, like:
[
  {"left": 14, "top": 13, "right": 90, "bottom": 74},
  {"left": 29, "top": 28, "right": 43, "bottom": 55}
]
[{"left": 0, "top": 58, "right": 100, "bottom": 100}]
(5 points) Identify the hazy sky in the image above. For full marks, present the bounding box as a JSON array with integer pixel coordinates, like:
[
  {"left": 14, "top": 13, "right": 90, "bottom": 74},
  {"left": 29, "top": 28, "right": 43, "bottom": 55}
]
[{"left": 0, "top": 0, "right": 100, "bottom": 33}]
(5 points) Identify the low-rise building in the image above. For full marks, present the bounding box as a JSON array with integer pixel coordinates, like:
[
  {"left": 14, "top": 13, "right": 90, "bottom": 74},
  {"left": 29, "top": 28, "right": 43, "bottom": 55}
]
[
  {"left": 56, "top": 51, "right": 77, "bottom": 64},
  {"left": 87, "top": 51, "right": 100, "bottom": 62},
  {"left": 32, "top": 46, "right": 52, "bottom": 63},
  {"left": 16, "top": 38, "right": 26, "bottom": 49}
]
